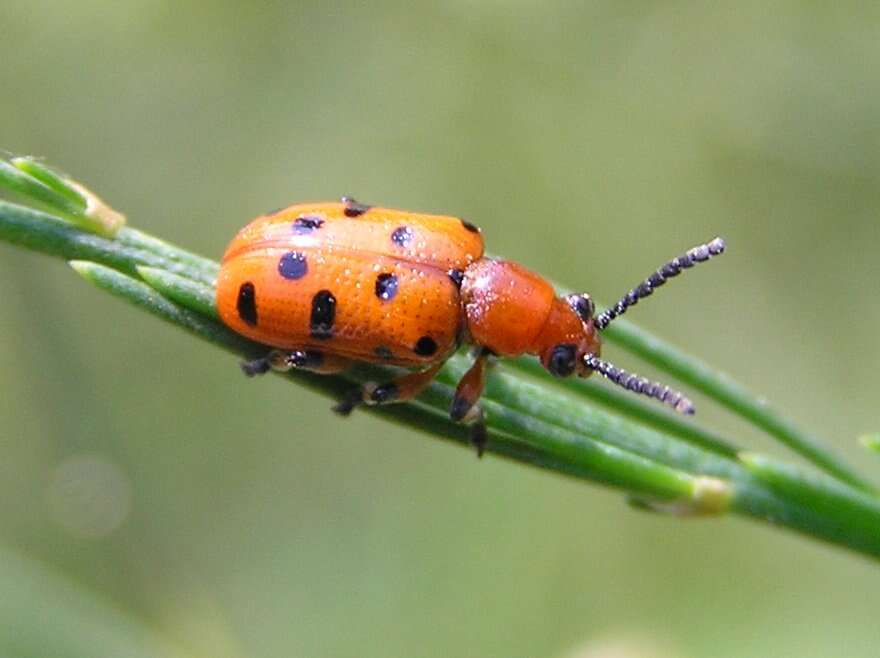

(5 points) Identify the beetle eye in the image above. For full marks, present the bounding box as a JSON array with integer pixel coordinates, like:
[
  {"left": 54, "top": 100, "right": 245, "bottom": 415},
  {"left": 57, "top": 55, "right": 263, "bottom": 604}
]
[
  {"left": 547, "top": 343, "right": 577, "bottom": 377},
  {"left": 566, "top": 294, "right": 594, "bottom": 323}
]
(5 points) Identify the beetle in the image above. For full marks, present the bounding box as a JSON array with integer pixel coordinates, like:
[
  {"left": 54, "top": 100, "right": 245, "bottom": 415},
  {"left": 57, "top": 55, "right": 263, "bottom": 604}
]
[{"left": 216, "top": 197, "right": 725, "bottom": 455}]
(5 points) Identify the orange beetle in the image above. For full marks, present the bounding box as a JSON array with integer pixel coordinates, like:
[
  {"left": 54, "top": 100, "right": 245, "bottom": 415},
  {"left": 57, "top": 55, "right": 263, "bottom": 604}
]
[{"left": 217, "top": 197, "right": 725, "bottom": 454}]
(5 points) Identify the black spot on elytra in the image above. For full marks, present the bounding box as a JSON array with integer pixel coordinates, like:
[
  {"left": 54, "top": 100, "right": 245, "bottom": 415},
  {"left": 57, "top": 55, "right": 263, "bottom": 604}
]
[
  {"left": 237, "top": 282, "right": 258, "bottom": 326},
  {"left": 341, "top": 196, "right": 371, "bottom": 217},
  {"left": 460, "top": 219, "right": 480, "bottom": 233},
  {"left": 278, "top": 251, "right": 308, "bottom": 280},
  {"left": 447, "top": 269, "right": 464, "bottom": 288},
  {"left": 374, "top": 346, "right": 394, "bottom": 360},
  {"left": 548, "top": 343, "right": 577, "bottom": 377},
  {"left": 310, "top": 290, "right": 336, "bottom": 340},
  {"left": 293, "top": 215, "right": 324, "bottom": 234},
  {"left": 374, "top": 273, "right": 399, "bottom": 301},
  {"left": 414, "top": 335, "right": 438, "bottom": 357},
  {"left": 391, "top": 226, "right": 413, "bottom": 247}
]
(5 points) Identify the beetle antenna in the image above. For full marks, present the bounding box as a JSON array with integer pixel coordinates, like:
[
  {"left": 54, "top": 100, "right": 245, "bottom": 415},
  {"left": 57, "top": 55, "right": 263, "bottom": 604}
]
[
  {"left": 594, "top": 237, "right": 725, "bottom": 331},
  {"left": 583, "top": 353, "right": 694, "bottom": 414}
]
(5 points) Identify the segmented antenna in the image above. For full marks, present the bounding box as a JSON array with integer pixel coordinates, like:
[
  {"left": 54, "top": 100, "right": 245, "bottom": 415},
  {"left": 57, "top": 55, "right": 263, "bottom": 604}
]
[
  {"left": 594, "top": 237, "right": 725, "bottom": 331},
  {"left": 583, "top": 353, "right": 694, "bottom": 415}
]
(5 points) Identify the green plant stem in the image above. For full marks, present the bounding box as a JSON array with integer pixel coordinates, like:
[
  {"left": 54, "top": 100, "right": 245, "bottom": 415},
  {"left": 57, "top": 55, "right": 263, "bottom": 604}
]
[
  {"left": 70, "top": 259, "right": 701, "bottom": 501},
  {"left": 10, "top": 158, "right": 87, "bottom": 210},
  {"left": 507, "top": 356, "right": 740, "bottom": 458},
  {"left": 130, "top": 265, "right": 735, "bottom": 465},
  {"left": 0, "top": 201, "right": 217, "bottom": 283},
  {"left": 3, "top": 182, "right": 880, "bottom": 560},
  {"left": 738, "top": 453, "right": 880, "bottom": 558},
  {"left": 602, "top": 314, "right": 873, "bottom": 492},
  {"left": 0, "top": 161, "right": 84, "bottom": 217},
  {"left": 64, "top": 257, "right": 880, "bottom": 558}
]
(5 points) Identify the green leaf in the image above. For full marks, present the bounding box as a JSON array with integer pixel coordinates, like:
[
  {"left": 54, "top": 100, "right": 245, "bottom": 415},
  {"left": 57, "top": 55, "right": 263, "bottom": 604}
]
[
  {"left": 11, "top": 157, "right": 87, "bottom": 211},
  {"left": 738, "top": 453, "right": 880, "bottom": 557},
  {"left": 136, "top": 265, "right": 219, "bottom": 319},
  {"left": 0, "top": 158, "right": 125, "bottom": 237},
  {"left": 0, "top": 160, "right": 83, "bottom": 216}
]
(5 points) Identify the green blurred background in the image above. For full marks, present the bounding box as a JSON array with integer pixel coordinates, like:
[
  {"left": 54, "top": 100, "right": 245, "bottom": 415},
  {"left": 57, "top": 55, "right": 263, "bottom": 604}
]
[{"left": 1, "top": 2, "right": 879, "bottom": 657}]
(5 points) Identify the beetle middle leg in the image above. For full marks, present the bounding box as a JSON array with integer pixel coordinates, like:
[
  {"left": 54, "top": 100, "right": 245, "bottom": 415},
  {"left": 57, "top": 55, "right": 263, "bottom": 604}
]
[
  {"left": 332, "top": 363, "right": 444, "bottom": 416},
  {"left": 241, "top": 349, "right": 351, "bottom": 377}
]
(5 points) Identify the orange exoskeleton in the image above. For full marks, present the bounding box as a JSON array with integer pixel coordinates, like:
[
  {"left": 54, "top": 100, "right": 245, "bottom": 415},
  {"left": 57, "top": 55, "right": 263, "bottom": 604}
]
[{"left": 216, "top": 197, "right": 725, "bottom": 455}]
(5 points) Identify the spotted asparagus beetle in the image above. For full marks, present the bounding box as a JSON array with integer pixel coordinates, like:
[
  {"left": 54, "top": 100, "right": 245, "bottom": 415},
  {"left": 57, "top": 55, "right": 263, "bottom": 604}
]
[{"left": 216, "top": 197, "right": 725, "bottom": 454}]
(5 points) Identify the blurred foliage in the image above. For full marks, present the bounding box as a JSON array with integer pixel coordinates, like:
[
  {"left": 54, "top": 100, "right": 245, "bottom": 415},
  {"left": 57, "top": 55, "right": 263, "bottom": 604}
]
[{"left": 1, "top": 2, "right": 879, "bottom": 658}]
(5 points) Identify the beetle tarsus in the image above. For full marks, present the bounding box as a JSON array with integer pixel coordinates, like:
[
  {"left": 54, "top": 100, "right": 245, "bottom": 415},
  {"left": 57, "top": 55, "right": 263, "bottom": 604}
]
[
  {"left": 332, "top": 389, "right": 364, "bottom": 416},
  {"left": 240, "top": 356, "right": 271, "bottom": 377},
  {"left": 470, "top": 415, "right": 488, "bottom": 458}
]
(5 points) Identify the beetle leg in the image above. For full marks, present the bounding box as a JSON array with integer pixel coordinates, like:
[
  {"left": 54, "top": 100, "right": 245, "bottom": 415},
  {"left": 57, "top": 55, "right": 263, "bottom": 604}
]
[
  {"left": 332, "top": 363, "right": 444, "bottom": 416},
  {"left": 467, "top": 406, "right": 488, "bottom": 458},
  {"left": 450, "top": 348, "right": 492, "bottom": 457},
  {"left": 241, "top": 349, "right": 350, "bottom": 377},
  {"left": 241, "top": 354, "right": 274, "bottom": 377}
]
